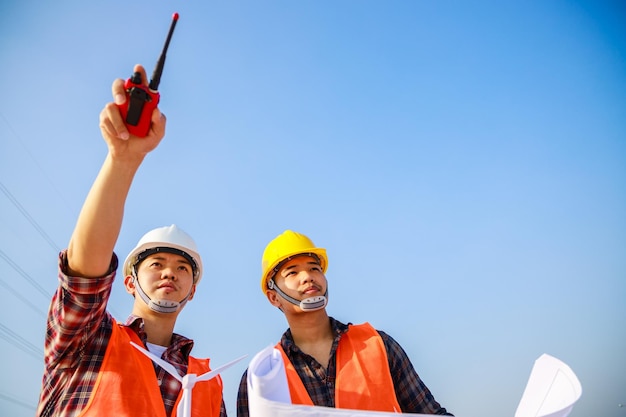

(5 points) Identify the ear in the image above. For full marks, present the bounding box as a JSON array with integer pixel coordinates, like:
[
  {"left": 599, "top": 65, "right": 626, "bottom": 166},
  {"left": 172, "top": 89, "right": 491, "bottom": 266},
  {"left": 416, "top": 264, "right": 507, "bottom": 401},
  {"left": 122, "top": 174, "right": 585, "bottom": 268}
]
[
  {"left": 124, "top": 275, "right": 136, "bottom": 295},
  {"left": 187, "top": 284, "right": 197, "bottom": 301},
  {"left": 266, "top": 290, "right": 282, "bottom": 308}
]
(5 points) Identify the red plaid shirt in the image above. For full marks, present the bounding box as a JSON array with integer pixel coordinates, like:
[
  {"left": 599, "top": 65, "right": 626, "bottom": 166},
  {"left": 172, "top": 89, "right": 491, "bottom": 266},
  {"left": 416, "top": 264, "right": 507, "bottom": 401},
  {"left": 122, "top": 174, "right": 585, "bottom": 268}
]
[{"left": 36, "top": 250, "right": 227, "bottom": 417}]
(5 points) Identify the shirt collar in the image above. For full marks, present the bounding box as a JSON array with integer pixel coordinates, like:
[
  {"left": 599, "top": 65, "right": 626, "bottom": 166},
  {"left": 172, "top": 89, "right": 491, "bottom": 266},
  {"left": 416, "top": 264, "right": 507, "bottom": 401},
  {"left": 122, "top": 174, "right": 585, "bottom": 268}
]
[
  {"left": 282, "top": 316, "right": 350, "bottom": 355},
  {"left": 124, "top": 314, "right": 195, "bottom": 358}
]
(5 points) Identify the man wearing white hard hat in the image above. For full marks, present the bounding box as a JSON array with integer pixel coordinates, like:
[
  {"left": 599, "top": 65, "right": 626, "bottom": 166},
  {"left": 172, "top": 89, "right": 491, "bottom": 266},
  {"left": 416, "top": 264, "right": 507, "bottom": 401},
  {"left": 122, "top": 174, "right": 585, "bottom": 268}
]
[{"left": 36, "top": 65, "right": 226, "bottom": 417}]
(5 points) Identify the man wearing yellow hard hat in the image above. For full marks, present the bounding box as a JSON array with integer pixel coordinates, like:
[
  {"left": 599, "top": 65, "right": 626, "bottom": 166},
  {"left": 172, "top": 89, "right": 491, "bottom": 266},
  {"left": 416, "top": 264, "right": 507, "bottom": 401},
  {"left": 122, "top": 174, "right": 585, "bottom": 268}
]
[{"left": 236, "top": 230, "right": 453, "bottom": 416}]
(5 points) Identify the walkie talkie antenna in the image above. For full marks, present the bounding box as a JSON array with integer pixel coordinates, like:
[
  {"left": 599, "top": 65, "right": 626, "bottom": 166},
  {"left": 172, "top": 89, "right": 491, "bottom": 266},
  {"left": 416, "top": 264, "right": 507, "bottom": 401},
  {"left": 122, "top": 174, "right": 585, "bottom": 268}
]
[{"left": 149, "top": 12, "right": 179, "bottom": 91}]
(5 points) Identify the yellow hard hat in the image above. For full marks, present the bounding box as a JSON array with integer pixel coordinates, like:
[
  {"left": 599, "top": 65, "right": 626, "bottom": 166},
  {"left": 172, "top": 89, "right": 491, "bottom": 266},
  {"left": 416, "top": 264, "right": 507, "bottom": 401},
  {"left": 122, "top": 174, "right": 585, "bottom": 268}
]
[{"left": 261, "top": 230, "right": 328, "bottom": 294}]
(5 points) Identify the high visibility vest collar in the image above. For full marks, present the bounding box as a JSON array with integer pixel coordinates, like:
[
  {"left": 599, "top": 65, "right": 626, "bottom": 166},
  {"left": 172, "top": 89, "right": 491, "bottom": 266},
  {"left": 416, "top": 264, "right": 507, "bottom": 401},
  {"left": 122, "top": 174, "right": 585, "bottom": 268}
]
[
  {"left": 78, "top": 321, "right": 223, "bottom": 417},
  {"left": 277, "top": 322, "right": 401, "bottom": 412}
]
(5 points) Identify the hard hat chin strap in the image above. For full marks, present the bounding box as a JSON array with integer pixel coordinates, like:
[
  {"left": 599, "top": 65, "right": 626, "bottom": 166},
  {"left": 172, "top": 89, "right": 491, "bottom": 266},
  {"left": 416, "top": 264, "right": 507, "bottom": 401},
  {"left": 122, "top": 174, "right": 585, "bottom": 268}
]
[
  {"left": 268, "top": 278, "right": 328, "bottom": 312},
  {"left": 132, "top": 272, "right": 192, "bottom": 314}
]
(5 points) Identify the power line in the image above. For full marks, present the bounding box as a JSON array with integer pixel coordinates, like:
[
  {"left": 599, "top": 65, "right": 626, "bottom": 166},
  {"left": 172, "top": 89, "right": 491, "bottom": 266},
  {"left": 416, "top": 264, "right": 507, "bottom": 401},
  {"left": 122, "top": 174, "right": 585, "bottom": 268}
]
[
  {"left": 0, "top": 322, "right": 42, "bottom": 360},
  {"left": 0, "top": 249, "right": 51, "bottom": 300},
  {"left": 0, "top": 391, "right": 36, "bottom": 411},
  {"left": 0, "top": 276, "right": 47, "bottom": 318},
  {"left": 0, "top": 111, "right": 70, "bottom": 212},
  {"left": 0, "top": 181, "right": 61, "bottom": 253}
]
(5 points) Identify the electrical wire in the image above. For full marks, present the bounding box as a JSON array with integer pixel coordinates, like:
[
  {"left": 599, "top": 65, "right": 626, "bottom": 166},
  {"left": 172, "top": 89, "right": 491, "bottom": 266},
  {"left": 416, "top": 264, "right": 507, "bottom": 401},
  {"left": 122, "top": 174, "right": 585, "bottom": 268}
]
[
  {"left": 0, "top": 276, "right": 47, "bottom": 318},
  {"left": 0, "top": 391, "right": 37, "bottom": 411},
  {"left": 0, "top": 249, "right": 51, "bottom": 300},
  {"left": 0, "top": 182, "right": 61, "bottom": 254},
  {"left": 0, "top": 322, "right": 42, "bottom": 360},
  {"left": 0, "top": 111, "right": 70, "bottom": 213}
]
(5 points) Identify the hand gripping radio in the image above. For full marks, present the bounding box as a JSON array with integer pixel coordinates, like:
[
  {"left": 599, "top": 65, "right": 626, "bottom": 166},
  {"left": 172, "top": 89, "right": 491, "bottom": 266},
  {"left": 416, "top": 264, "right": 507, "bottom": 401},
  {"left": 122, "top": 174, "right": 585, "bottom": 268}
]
[{"left": 117, "top": 12, "right": 179, "bottom": 137}]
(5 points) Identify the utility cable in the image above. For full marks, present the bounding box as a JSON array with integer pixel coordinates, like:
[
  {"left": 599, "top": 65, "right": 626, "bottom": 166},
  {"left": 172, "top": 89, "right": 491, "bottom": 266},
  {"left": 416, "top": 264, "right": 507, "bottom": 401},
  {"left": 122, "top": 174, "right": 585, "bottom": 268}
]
[
  {"left": 0, "top": 181, "right": 61, "bottom": 253},
  {"left": 0, "top": 276, "right": 47, "bottom": 318},
  {"left": 0, "top": 391, "right": 37, "bottom": 411},
  {"left": 0, "top": 111, "right": 70, "bottom": 212},
  {"left": 0, "top": 322, "right": 42, "bottom": 360},
  {"left": 0, "top": 249, "right": 51, "bottom": 300}
]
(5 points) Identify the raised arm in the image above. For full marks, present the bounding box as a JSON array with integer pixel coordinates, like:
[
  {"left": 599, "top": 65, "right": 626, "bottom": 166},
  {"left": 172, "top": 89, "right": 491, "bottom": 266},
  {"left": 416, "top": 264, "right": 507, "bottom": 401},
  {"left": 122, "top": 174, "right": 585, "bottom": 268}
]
[{"left": 66, "top": 64, "right": 167, "bottom": 278}]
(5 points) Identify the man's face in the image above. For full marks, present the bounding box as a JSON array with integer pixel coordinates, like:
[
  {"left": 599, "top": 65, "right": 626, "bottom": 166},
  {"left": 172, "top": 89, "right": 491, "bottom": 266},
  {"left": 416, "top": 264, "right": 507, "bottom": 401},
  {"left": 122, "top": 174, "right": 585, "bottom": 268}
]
[
  {"left": 134, "top": 252, "right": 196, "bottom": 303},
  {"left": 273, "top": 254, "right": 327, "bottom": 299}
]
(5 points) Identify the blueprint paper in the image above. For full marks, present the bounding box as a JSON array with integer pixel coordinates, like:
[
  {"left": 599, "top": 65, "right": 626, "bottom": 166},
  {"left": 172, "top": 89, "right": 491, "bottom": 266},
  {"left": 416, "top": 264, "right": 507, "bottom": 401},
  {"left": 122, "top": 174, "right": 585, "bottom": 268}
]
[
  {"left": 248, "top": 344, "right": 448, "bottom": 417},
  {"left": 247, "top": 347, "right": 581, "bottom": 417},
  {"left": 514, "top": 354, "right": 582, "bottom": 417}
]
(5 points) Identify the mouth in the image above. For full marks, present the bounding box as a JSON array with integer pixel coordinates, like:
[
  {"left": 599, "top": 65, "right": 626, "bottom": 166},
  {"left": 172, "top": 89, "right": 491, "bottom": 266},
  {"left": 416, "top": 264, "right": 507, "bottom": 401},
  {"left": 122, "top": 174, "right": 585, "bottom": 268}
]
[
  {"left": 158, "top": 284, "right": 176, "bottom": 292},
  {"left": 301, "top": 285, "right": 321, "bottom": 295}
]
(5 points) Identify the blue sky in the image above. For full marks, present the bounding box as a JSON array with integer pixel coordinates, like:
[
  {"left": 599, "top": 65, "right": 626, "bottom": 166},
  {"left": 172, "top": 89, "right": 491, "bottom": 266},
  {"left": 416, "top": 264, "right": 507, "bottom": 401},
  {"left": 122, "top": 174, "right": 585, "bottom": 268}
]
[{"left": 1, "top": 1, "right": 625, "bottom": 416}]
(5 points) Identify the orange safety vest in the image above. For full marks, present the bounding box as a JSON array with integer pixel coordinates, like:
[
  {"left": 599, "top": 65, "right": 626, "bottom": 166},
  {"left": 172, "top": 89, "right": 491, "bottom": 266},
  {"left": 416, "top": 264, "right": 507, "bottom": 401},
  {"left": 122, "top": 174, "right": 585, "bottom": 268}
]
[
  {"left": 277, "top": 322, "right": 402, "bottom": 412},
  {"left": 79, "top": 320, "right": 223, "bottom": 417}
]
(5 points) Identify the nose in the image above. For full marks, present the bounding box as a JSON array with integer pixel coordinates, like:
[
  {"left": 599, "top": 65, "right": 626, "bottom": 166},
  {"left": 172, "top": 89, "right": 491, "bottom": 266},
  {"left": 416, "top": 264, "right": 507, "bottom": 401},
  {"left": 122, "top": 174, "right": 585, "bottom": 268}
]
[
  {"left": 299, "top": 271, "right": 315, "bottom": 284},
  {"left": 161, "top": 266, "right": 177, "bottom": 281}
]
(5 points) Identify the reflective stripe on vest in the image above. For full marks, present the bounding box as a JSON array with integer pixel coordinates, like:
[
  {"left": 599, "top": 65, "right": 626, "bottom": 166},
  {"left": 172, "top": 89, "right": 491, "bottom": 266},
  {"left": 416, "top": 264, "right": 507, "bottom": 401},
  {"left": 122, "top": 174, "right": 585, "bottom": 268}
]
[
  {"left": 78, "top": 321, "right": 223, "bottom": 417},
  {"left": 277, "top": 322, "right": 401, "bottom": 412}
]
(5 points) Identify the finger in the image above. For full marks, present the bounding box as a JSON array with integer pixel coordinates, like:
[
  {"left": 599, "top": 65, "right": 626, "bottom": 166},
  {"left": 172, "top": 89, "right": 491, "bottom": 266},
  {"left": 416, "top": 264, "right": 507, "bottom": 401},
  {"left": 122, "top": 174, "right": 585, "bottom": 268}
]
[
  {"left": 133, "top": 64, "right": 149, "bottom": 87},
  {"left": 103, "top": 102, "right": 129, "bottom": 140},
  {"left": 111, "top": 78, "right": 126, "bottom": 105},
  {"left": 99, "top": 115, "right": 117, "bottom": 139},
  {"left": 99, "top": 107, "right": 121, "bottom": 140},
  {"left": 99, "top": 108, "right": 113, "bottom": 137},
  {"left": 150, "top": 108, "right": 167, "bottom": 137}
]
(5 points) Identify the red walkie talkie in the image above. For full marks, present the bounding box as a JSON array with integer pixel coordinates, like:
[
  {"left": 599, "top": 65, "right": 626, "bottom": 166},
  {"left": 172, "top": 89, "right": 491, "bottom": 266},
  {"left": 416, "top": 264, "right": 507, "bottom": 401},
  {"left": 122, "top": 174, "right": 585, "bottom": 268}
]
[{"left": 117, "top": 12, "right": 179, "bottom": 137}]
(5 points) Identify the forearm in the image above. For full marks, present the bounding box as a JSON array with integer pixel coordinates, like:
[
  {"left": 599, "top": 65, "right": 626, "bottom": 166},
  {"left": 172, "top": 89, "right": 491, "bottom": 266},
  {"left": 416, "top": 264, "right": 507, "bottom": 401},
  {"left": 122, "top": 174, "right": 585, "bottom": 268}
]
[{"left": 67, "top": 152, "right": 144, "bottom": 277}]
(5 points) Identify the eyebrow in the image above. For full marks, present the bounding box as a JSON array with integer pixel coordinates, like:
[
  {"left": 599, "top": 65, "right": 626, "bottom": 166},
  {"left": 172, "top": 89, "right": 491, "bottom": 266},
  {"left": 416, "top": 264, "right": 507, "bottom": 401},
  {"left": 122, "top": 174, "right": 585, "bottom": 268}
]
[
  {"left": 148, "top": 254, "right": 192, "bottom": 267},
  {"left": 283, "top": 261, "right": 320, "bottom": 272}
]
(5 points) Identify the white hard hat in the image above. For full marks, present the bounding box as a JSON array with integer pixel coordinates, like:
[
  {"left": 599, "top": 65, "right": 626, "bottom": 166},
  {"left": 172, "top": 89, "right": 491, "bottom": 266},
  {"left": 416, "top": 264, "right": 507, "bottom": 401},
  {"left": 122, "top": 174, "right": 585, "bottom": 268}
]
[{"left": 123, "top": 224, "right": 203, "bottom": 283}]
